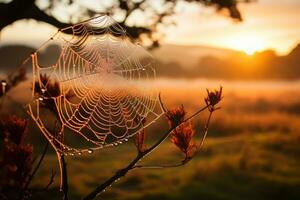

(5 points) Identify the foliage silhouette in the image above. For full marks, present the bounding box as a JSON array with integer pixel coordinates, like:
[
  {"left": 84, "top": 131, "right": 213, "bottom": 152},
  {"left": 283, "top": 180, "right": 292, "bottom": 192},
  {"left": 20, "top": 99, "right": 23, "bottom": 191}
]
[{"left": 0, "top": 0, "right": 253, "bottom": 47}]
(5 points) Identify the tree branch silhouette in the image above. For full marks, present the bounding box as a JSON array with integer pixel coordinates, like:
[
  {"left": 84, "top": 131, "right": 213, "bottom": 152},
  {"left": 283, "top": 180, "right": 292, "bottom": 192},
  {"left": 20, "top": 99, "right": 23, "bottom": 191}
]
[{"left": 0, "top": 0, "right": 253, "bottom": 47}]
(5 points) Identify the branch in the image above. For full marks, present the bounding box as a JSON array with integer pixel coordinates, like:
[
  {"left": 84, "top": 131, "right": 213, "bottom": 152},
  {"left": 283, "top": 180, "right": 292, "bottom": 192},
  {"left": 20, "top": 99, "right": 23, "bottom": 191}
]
[
  {"left": 120, "top": 0, "right": 146, "bottom": 20},
  {"left": 44, "top": 170, "right": 57, "bottom": 191},
  {"left": 83, "top": 102, "right": 211, "bottom": 200},
  {"left": 145, "top": 103, "right": 210, "bottom": 156},
  {"left": 25, "top": 4, "right": 71, "bottom": 30},
  {"left": 0, "top": 0, "right": 35, "bottom": 30},
  {"left": 198, "top": 109, "right": 213, "bottom": 150},
  {"left": 60, "top": 155, "right": 69, "bottom": 200},
  {"left": 82, "top": 153, "right": 141, "bottom": 200},
  {"left": 1, "top": 1, "right": 150, "bottom": 39},
  {"left": 133, "top": 108, "right": 215, "bottom": 170},
  {"left": 133, "top": 161, "right": 186, "bottom": 169},
  {"left": 0, "top": 0, "right": 251, "bottom": 42},
  {"left": 22, "top": 142, "right": 49, "bottom": 194}
]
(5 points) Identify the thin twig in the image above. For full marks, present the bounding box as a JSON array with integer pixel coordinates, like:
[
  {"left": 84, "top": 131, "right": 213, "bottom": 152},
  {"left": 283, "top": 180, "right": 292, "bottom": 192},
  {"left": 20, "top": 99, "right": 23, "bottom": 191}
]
[
  {"left": 22, "top": 142, "right": 49, "bottom": 194},
  {"left": 83, "top": 154, "right": 142, "bottom": 200},
  {"left": 198, "top": 110, "right": 213, "bottom": 150},
  {"left": 144, "top": 103, "right": 211, "bottom": 156},
  {"left": 60, "top": 154, "right": 69, "bottom": 200},
  {"left": 51, "top": 119, "right": 69, "bottom": 200},
  {"left": 158, "top": 93, "right": 167, "bottom": 113},
  {"left": 83, "top": 102, "right": 211, "bottom": 200},
  {"left": 133, "top": 162, "right": 186, "bottom": 169},
  {"left": 133, "top": 109, "right": 215, "bottom": 170},
  {"left": 44, "top": 170, "right": 57, "bottom": 190}
]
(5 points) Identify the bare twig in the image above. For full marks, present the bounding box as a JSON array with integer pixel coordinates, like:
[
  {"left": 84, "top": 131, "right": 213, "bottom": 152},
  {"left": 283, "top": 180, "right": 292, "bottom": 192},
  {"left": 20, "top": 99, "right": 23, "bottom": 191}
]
[
  {"left": 145, "top": 104, "right": 210, "bottom": 156},
  {"left": 44, "top": 170, "right": 57, "bottom": 191},
  {"left": 133, "top": 162, "right": 186, "bottom": 169},
  {"left": 83, "top": 153, "right": 142, "bottom": 200},
  {"left": 21, "top": 142, "right": 49, "bottom": 198},
  {"left": 60, "top": 155, "right": 69, "bottom": 200},
  {"left": 133, "top": 108, "right": 215, "bottom": 170},
  {"left": 83, "top": 101, "right": 212, "bottom": 200},
  {"left": 198, "top": 110, "right": 213, "bottom": 150},
  {"left": 158, "top": 93, "right": 167, "bottom": 113}
]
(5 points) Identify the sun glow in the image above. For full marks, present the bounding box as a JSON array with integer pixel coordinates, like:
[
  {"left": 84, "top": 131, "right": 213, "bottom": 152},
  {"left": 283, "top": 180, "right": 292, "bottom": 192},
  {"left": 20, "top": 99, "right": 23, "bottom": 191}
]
[{"left": 229, "top": 35, "right": 265, "bottom": 55}]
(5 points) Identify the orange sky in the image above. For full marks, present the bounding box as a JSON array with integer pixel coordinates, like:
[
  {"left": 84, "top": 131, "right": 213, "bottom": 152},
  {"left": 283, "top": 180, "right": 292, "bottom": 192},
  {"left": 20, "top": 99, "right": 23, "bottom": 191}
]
[
  {"left": 1, "top": 0, "right": 300, "bottom": 55},
  {"left": 162, "top": 0, "right": 300, "bottom": 55}
]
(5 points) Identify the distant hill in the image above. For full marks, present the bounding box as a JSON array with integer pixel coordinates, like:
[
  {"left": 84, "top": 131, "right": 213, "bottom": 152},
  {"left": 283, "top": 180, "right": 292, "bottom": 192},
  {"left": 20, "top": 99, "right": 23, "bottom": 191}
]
[
  {"left": 156, "top": 43, "right": 300, "bottom": 80},
  {"left": 151, "top": 44, "right": 237, "bottom": 69},
  {"left": 0, "top": 45, "right": 34, "bottom": 73},
  {"left": 0, "top": 44, "right": 60, "bottom": 73},
  {"left": 0, "top": 43, "right": 236, "bottom": 72},
  {"left": 0, "top": 43, "right": 300, "bottom": 80}
]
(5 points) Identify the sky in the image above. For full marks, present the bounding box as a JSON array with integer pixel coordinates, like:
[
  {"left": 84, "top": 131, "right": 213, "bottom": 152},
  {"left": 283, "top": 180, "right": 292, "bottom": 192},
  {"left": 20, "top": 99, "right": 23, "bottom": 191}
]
[
  {"left": 163, "top": 0, "right": 300, "bottom": 55},
  {"left": 1, "top": 0, "right": 300, "bottom": 55}
]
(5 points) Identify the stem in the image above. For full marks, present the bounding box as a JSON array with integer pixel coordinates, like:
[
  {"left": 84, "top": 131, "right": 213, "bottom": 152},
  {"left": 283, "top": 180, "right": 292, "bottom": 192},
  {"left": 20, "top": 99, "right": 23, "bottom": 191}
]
[
  {"left": 144, "top": 104, "right": 210, "bottom": 156},
  {"left": 60, "top": 155, "right": 69, "bottom": 200},
  {"left": 22, "top": 142, "right": 49, "bottom": 198},
  {"left": 83, "top": 103, "right": 211, "bottom": 200},
  {"left": 198, "top": 110, "right": 213, "bottom": 150},
  {"left": 83, "top": 154, "right": 141, "bottom": 200},
  {"left": 133, "top": 110, "right": 215, "bottom": 170},
  {"left": 44, "top": 170, "right": 56, "bottom": 190},
  {"left": 133, "top": 162, "right": 186, "bottom": 169}
]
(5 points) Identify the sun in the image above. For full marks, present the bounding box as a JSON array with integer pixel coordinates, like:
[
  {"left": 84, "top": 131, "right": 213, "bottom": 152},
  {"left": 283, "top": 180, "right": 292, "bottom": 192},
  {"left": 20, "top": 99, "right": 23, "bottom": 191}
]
[
  {"left": 239, "top": 41, "right": 263, "bottom": 55},
  {"left": 228, "top": 35, "right": 265, "bottom": 55}
]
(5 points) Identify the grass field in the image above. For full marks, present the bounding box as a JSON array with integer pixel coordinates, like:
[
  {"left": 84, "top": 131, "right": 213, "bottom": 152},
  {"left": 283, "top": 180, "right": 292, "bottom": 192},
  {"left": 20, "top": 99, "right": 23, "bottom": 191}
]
[
  {"left": 30, "top": 131, "right": 300, "bottom": 200},
  {"left": 3, "top": 79, "right": 300, "bottom": 200}
]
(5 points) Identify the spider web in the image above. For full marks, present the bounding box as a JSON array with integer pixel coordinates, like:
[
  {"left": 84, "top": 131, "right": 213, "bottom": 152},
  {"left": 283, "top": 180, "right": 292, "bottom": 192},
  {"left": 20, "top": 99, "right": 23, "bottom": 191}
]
[{"left": 26, "top": 15, "right": 163, "bottom": 155}]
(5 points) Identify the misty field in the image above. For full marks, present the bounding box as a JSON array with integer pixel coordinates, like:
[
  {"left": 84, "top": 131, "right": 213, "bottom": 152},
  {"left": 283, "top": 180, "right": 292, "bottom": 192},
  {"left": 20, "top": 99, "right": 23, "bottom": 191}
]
[{"left": 5, "top": 79, "right": 297, "bottom": 200}]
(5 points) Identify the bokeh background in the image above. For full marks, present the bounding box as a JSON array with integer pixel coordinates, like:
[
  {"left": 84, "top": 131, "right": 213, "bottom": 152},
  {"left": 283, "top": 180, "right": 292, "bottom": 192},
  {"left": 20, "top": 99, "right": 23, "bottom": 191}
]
[{"left": 1, "top": 0, "right": 300, "bottom": 199}]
